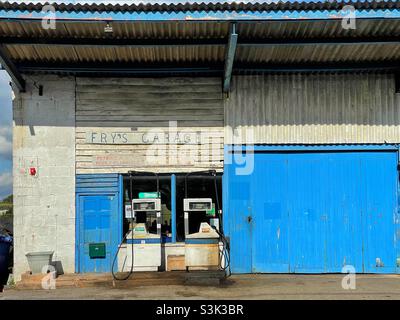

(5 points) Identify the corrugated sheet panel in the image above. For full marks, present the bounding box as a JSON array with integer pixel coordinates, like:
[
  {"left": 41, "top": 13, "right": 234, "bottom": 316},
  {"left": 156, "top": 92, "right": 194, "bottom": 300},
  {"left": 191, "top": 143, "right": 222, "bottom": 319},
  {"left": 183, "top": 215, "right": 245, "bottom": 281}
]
[
  {"left": 76, "top": 77, "right": 224, "bottom": 174},
  {"left": 9, "top": 43, "right": 400, "bottom": 66},
  {"left": 236, "top": 44, "right": 400, "bottom": 64},
  {"left": 225, "top": 73, "right": 400, "bottom": 144},
  {"left": 3, "top": 19, "right": 400, "bottom": 67},
  {"left": 3, "top": 19, "right": 400, "bottom": 41},
  {"left": 2, "top": 1, "right": 398, "bottom": 12},
  {"left": 237, "top": 19, "right": 400, "bottom": 40},
  {"left": 3, "top": 20, "right": 400, "bottom": 67},
  {"left": 6, "top": 44, "right": 225, "bottom": 64},
  {"left": 0, "top": 20, "right": 229, "bottom": 39}
]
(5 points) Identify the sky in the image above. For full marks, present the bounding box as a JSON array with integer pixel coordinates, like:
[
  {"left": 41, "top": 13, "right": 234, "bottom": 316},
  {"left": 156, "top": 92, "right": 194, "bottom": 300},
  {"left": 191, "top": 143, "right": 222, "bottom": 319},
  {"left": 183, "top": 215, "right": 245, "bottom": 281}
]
[{"left": 0, "top": 70, "right": 12, "bottom": 200}]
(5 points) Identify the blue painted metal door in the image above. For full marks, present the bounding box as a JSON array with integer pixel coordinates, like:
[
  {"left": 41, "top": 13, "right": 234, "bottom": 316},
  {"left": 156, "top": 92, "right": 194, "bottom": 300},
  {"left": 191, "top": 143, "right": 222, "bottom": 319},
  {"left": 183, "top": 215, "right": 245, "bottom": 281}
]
[
  {"left": 78, "top": 194, "right": 119, "bottom": 273},
  {"left": 223, "top": 172, "right": 253, "bottom": 273},
  {"left": 360, "top": 155, "right": 398, "bottom": 273},
  {"left": 251, "top": 156, "right": 289, "bottom": 272},
  {"left": 224, "top": 147, "right": 399, "bottom": 274}
]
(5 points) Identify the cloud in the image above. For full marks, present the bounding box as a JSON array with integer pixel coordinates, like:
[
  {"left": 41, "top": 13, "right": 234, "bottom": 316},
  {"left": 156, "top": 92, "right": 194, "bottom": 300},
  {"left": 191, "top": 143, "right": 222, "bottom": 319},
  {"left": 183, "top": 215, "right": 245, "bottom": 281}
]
[
  {"left": 0, "top": 172, "right": 12, "bottom": 199},
  {"left": 0, "top": 126, "right": 12, "bottom": 160},
  {"left": 0, "top": 70, "right": 12, "bottom": 198},
  {"left": 0, "top": 71, "right": 12, "bottom": 162}
]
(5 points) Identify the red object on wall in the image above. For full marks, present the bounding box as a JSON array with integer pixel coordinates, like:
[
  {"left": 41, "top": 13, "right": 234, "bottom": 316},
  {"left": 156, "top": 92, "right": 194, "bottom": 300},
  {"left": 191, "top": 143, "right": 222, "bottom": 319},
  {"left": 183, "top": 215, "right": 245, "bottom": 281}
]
[{"left": 29, "top": 167, "right": 37, "bottom": 176}]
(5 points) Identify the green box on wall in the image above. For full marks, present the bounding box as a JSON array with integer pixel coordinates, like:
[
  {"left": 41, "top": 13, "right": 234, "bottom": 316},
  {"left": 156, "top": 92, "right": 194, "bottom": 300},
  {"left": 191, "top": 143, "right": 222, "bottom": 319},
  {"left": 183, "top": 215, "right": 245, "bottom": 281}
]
[{"left": 89, "top": 243, "right": 106, "bottom": 259}]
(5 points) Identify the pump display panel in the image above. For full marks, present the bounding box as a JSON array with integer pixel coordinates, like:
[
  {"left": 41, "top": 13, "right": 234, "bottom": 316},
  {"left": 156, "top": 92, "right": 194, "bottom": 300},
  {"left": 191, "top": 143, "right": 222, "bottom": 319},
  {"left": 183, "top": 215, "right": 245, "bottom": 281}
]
[
  {"left": 132, "top": 198, "right": 161, "bottom": 212},
  {"left": 184, "top": 198, "right": 212, "bottom": 212}
]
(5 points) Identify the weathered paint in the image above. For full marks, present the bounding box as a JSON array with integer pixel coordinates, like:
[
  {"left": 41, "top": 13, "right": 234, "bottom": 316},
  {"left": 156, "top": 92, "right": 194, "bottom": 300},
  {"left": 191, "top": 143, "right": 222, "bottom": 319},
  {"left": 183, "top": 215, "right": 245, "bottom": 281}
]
[
  {"left": 2, "top": 8, "right": 400, "bottom": 22},
  {"left": 75, "top": 77, "right": 224, "bottom": 174},
  {"left": 185, "top": 243, "right": 220, "bottom": 270},
  {"left": 223, "top": 145, "right": 400, "bottom": 273},
  {"left": 75, "top": 174, "right": 121, "bottom": 273},
  {"left": 12, "top": 75, "right": 76, "bottom": 281}
]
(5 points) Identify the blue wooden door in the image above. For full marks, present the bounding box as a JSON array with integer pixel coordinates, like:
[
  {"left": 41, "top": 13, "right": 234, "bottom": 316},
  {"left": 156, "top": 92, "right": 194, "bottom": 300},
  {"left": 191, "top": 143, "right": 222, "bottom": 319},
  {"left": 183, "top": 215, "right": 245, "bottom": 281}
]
[{"left": 78, "top": 194, "right": 119, "bottom": 273}]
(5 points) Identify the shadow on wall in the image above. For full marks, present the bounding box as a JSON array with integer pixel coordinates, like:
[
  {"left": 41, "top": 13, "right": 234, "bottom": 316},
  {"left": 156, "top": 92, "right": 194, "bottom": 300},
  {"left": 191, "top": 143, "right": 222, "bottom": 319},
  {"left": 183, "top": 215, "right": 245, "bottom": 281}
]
[
  {"left": 13, "top": 76, "right": 224, "bottom": 129},
  {"left": 14, "top": 74, "right": 400, "bottom": 130}
]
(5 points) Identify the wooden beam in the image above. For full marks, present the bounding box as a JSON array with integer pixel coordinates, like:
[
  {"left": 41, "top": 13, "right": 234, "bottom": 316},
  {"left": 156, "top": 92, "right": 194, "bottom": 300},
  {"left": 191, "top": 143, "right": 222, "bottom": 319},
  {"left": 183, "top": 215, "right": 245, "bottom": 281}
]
[
  {"left": 0, "top": 44, "right": 25, "bottom": 91},
  {"left": 223, "top": 23, "right": 238, "bottom": 93}
]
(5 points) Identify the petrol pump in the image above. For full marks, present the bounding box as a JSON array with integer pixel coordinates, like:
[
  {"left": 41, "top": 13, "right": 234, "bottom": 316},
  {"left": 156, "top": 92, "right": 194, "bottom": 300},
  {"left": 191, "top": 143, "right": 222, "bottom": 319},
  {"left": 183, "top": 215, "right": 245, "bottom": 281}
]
[
  {"left": 125, "top": 197, "right": 162, "bottom": 272},
  {"left": 183, "top": 170, "right": 230, "bottom": 274},
  {"left": 112, "top": 171, "right": 162, "bottom": 280},
  {"left": 184, "top": 197, "right": 220, "bottom": 270}
]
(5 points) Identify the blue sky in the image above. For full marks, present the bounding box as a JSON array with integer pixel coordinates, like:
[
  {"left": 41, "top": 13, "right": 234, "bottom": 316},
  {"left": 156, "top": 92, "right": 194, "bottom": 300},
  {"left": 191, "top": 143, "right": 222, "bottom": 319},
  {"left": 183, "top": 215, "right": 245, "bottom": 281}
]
[{"left": 0, "top": 70, "right": 12, "bottom": 200}]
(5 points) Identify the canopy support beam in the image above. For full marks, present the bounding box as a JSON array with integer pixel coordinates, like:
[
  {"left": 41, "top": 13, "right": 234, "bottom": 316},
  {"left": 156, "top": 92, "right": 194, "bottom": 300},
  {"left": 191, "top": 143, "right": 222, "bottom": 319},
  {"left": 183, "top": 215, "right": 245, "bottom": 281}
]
[
  {"left": 223, "top": 23, "right": 238, "bottom": 93},
  {"left": 0, "top": 44, "right": 25, "bottom": 91}
]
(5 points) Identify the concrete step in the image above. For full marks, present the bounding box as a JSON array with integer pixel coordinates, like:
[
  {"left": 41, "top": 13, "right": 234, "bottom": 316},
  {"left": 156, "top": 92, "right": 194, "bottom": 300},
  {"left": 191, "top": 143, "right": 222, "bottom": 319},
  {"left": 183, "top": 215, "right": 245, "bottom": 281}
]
[
  {"left": 16, "top": 271, "right": 227, "bottom": 290},
  {"left": 184, "top": 270, "right": 227, "bottom": 286}
]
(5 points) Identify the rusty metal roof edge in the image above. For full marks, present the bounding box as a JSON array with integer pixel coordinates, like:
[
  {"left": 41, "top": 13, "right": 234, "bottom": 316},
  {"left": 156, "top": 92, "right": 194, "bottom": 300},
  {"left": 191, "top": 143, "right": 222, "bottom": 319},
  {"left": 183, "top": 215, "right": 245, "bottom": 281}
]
[{"left": 1, "top": 1, "right": 400, "bottom": 13}]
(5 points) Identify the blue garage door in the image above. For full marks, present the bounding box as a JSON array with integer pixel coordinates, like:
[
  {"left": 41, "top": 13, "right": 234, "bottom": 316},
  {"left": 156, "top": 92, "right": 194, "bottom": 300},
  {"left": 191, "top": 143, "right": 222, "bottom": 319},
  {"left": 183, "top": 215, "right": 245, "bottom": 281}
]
[
  {"left": 224, "top": 146, "right": 399, "bottom": 274},
  {"left": 76, "top": 174, "right": 122, "bottom": 273}
]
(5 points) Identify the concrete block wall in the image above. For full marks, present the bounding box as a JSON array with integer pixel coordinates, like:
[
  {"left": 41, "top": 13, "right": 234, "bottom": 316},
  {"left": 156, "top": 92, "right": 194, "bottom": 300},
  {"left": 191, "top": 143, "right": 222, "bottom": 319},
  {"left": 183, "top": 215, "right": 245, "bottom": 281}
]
[{"left": 12, "top": 75, "right": 76, "bottom": 281}]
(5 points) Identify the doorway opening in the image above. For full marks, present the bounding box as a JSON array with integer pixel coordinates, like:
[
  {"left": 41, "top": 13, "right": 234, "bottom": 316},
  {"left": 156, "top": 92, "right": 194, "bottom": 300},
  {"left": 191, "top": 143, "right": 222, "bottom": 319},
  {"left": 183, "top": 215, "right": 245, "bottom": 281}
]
[
  {"left": 122, "top": 173, "right": 172, "bottom": 243},
  {"left": 175, "top": 172, "right": 223, "bottom": 242},
  {"left": 120, "top": 172, "right": 223, "bottom": 243}
]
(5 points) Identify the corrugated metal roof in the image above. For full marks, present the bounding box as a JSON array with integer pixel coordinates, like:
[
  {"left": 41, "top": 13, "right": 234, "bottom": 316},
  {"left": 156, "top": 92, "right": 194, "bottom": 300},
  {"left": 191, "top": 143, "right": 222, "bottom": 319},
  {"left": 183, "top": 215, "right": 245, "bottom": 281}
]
[
  {"left": 237, "top": 44, "right": 400, "bottom": 64},
  {"left": 1, "top": 0, "right": 400, "bottom": 13},
  {"left": 3, "top": 19, "right": 400, "bottom": 40},
  {"left": 2, "top": 18, "right": 400, "bottom": 68},
  {"left": 6, "top": 43, "right": 400, "bottom": 66},
  {"left": 238, "top": 19, "right": 400, "bottom": 40},
  {"left": 5, "top": 44, "right": 226, "bottom": 63},
  {"left": 0, "top": 20, "right": 230, "bottom": 39},
  {"left": 1, "top": 2, "right": 400, "bottom": 78}
]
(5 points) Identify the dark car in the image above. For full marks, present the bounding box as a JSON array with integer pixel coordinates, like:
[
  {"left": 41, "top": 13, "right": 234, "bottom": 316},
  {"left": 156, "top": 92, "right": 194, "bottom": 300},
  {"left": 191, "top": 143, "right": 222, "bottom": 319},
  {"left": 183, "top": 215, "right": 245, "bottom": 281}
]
[{"left": 0, "top": 232, "right": 13, "bottom": 292}]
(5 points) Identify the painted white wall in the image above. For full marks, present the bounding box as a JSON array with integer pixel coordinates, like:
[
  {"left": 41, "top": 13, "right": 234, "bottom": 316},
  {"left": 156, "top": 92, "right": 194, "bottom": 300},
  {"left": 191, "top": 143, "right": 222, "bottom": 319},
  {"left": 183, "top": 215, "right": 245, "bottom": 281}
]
[{"left": 12, "top": 75, "right": 76, "bottom": 281}]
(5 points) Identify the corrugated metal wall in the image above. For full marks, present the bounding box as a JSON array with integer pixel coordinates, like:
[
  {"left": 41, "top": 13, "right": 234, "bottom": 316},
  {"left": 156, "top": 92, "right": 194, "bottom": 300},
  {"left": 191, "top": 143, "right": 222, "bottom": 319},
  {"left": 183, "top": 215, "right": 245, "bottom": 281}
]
[
  {"left": 76, "top": 77, "right": 224, "bottom": 174},
  {"left": 225, "top": 73, "right": 400, "bottom": 144}
]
